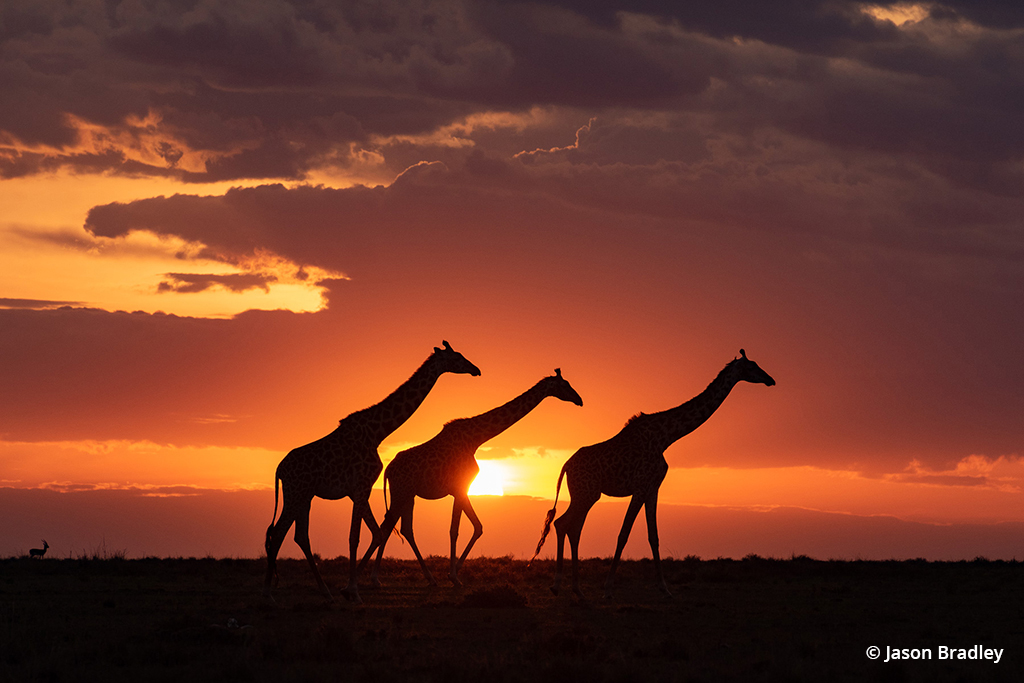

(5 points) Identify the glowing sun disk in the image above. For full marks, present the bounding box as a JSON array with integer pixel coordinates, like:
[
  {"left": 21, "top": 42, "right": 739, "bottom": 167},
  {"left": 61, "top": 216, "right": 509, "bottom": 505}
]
[{"left": 469, "top": 460, "right": 505, "bottom": 496}]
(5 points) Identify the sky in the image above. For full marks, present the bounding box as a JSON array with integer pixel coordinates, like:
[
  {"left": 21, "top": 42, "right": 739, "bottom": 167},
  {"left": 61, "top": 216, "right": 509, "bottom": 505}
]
[{"left": 2, "top": 0, "right": 1024, "bottom": 561}]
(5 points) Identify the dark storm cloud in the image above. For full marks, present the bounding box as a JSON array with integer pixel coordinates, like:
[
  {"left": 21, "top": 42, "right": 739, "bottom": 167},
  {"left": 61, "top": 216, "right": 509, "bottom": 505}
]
[
  {"left": 2, "top": 0, "right": 1024, "bottom": 191},
  {"left": 0, "top": 0, "right": 496, "bottom": 181},
  {"left": 521, "top": 0, "right": 901, "bottom": 54},
  {"left": 938, "top": 0, "right": 1024, "bottom": 29},
  {"left": 460, "top": 2, "right": 711, "bottom": 106},
  {"left": 82, "top": 136, "right": 1024, "bottom": 280}
]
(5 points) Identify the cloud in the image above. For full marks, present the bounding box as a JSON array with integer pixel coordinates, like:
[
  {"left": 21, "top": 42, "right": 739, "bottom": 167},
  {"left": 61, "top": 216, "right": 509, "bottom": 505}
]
[
  {"left": 0, "top": 0, "right": 496, "bottom": 182},
  {"left": 534, "top": 0, "right": 902, "bottom": 53},
  {"left": 0, "top": 297, "right": 81, "bottom": 309},
  {"left": 516, "top": 116, "right": 711, "bottom": 166},
  {"left": 157, "top": 272, "right": 277, "bottom": 294},
  {"left": 37, "top": 482, "right": 205, "bottom": 496},
  {"left": 78, "top": 141, "right": 1024, "bottom": 288},
  {"left": 885, "top": 455, "right": 1024, "bottom": 492},
  {"left": 1, "top": 0, "right": 1022, "bottom": 194}
]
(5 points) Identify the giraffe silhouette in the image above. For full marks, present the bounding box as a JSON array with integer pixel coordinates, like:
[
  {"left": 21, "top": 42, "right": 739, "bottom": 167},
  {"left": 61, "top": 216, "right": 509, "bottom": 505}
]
[
  {"left": 364, "top": 369, "right": 583, "bottom": 587},
  {"left": 533, "top": 350, "right": 775, "bottom": 598},
  {"left": 264, "top": 341, "right": 481, "bottom": 603}
]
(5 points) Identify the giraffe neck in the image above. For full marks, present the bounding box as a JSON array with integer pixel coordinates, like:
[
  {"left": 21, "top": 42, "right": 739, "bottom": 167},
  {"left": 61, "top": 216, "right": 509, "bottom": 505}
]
[
  {"left": 448, "top": 380, "right": 551, "bottom": 448},
  {"left": 647, "top": 363, "right": 741, "bottom": 448},
  {"left": 352, "top": 357, "right": 443, "bottom": 446}
]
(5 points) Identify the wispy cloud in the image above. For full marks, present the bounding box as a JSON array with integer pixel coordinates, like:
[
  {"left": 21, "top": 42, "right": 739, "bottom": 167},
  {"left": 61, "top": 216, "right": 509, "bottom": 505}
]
[
  {"left": 0, "top": 297, "right": 81, "bottom": 310},
  {"left": 157, "top": 273, "right": 277, "bottom": 294}
]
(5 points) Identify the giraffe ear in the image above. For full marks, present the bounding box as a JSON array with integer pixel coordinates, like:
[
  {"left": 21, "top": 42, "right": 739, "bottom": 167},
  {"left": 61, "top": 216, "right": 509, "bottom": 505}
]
[
  {"left": 555, "top": 368, "right": 562, "bottom": 378},
  {"left": 740, "top": 349, "right": 747, "bottom": 359},
  {"left": 442, "top": 340, "right": 452, "bottom": 351}
]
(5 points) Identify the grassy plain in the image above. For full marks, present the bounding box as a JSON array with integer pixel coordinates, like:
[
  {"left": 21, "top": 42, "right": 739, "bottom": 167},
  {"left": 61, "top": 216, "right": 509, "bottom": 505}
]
[{"left": 2, "top": 555, "right": 1023, "bottom": 682}]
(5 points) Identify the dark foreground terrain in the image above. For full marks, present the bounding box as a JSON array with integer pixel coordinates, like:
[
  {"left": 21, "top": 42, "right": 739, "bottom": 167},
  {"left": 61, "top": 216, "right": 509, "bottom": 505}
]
[{"left": 2, "top": 555, "right": 1022, "bottom": 682}]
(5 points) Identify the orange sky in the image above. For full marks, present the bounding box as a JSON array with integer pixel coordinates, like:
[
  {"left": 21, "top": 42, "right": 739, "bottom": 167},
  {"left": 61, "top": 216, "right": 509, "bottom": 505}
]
[{"left": 2, "top": 0, "right": 1024, "bottom": 561}]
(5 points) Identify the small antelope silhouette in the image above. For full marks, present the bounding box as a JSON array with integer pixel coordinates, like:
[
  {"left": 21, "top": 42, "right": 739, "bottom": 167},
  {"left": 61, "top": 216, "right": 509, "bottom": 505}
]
[{"left": 29, "top": 540, "right": 49, "bottom": 558}]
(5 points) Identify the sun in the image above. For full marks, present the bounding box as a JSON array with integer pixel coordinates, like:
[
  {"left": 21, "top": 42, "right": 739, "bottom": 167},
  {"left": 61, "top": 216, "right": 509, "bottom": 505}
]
[{"left": 468, "top": 460, "right": 505, "bottom": 496}]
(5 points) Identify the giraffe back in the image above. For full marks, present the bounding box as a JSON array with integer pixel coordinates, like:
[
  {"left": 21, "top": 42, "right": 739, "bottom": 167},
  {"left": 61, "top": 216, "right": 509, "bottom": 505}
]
[
  {"left": 564, "top": 424, "right": 670, "bottom": 499},
  {"left": 386, "top": 426, "right": 481, "bottom": 501},
  {"left": 277, "top": 420, "right": 384, "bottom": 501}
]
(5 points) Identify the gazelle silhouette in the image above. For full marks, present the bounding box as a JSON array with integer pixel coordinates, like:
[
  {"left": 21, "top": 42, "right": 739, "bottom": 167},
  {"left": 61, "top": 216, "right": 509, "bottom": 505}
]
[
  {"left": 29, "top": 540, "right": 49, "bottom": 558},
  {"left": 533, "top": 350, "right": 775, "bottom": 598}
]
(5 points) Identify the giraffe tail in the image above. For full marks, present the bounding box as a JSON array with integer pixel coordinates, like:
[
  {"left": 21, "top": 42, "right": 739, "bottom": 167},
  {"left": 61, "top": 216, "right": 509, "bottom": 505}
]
[
  {"left": 529, "top": 465, "right": 566, "bottom": 565},
  {"left": 265, "top": 469, "right": 281, "bottom": 552}
]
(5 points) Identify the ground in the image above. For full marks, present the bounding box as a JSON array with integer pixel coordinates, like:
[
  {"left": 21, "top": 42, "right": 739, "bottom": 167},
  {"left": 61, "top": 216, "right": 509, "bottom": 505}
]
[{"left": 1, "top": 555, "right": 1022, "bottom": 682}]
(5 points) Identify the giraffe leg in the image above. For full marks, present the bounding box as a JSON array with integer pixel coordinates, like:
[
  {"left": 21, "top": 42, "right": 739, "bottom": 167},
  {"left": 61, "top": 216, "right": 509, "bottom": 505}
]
[
  {"left": 551, "top": 510, "right": 566, "bottom": 596},
  {"left": 449, "top": 499, "right": 463, "bottom": 586},
  {"left": 357, "top": 504, "right": 383, "bottom": 588},
  {"left": 293, "top": 503, "right": 332, "bottom": 601},
  {"left": 264, "top": 505, "right": 297, "bottom": 598},
  {"left": 451, "top": 494, "right": 483, "bottom": 585},
  {"left": 398, "top": 501, "right": 436, "bottom": 586},
  {"left": 566, "top": 514, "right": 585, "bottom": 598},
  {"left": 644, "top": 489, "right": 671, "bottom": 597},
  {"left": 552, "top": 503, "right": 580, "bottom": 595},
  {"left": 555, "top": 497, "right": 597, "bottom": 598},
  {"left": 604, "top": 494, "right": 644, "bottom": 599},
  {"left": 340, "top": 497, "right": 369, "bottom": 603},
  {"left": 367, "top": 504, "right": 402, "bottom": 586}
]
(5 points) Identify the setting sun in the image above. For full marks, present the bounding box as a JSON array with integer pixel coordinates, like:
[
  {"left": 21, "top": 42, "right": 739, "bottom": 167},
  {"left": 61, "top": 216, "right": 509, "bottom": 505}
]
[{"left": 468, "top": 460, "right": 505, "bottom": 496}]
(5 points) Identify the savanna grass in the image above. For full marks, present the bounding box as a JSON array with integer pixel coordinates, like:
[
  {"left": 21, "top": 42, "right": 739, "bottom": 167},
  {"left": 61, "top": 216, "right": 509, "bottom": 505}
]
[{"left": 1, "top": 556, "right": 1022, "bottom": 683}]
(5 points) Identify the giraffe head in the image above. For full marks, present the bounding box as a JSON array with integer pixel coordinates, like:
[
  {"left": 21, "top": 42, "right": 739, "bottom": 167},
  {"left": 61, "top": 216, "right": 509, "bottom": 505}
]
[
  {"left": 542, "top": 368, "right": 584, "bottom": 406},
  {"left": 731, "top": 349, "right": 776, "bottom": 386},
  {"left": 431, "top": 340, "right": 482, "bottom": 377}
]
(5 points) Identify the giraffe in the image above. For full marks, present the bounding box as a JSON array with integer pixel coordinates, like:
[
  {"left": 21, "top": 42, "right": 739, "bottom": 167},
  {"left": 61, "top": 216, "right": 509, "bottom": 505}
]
[
  {"left": 264, "top": 341, "right": 481, "bottom": 603},
  {"left": 364, "top": 369, "right": 583, "bottom": 587},
  {"left": 532, "top": 350, "right": 775, "bottom": 598}
]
